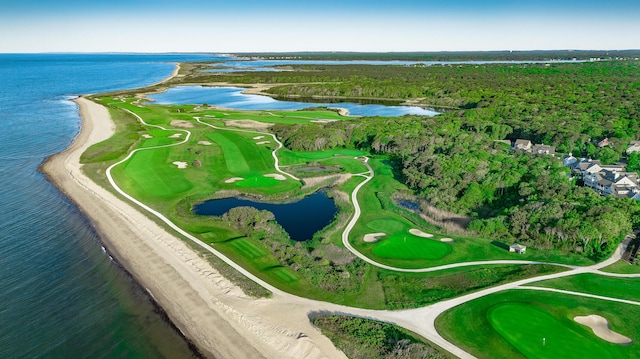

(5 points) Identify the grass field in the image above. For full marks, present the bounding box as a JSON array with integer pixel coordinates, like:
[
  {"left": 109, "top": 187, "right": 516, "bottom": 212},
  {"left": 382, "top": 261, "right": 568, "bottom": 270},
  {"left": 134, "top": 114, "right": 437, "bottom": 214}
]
[
  {"left": 436, "top": 289, "right": 640, "bottom": 359},
  {"left": 600, "top": 260, "right": 640, "bottom": 274},
  {"left": 531, "top": 273, "right": 640, "bottom": 302}
]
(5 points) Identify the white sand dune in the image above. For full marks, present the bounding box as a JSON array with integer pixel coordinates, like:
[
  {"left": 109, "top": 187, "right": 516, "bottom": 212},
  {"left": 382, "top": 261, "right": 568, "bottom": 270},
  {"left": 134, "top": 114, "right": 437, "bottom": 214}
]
[
  {"left": 264, "top": 173, "right": 286, "bottom": 181},
  {"left": 574, "top": 315, "right": 633, "bottom": 344},
  {"left": 172, "top": 161, "right": 188, "bottom": 169},
  {"left": 256, "top": 141, "right": 270, "bottom": 145},
  {"left": 363, "top": 233, "right": 386, "bottom": 243},
  {"left": 168, "top": 133, "right": 182, "bottom": 138},
  {"left": 409, "top": 228, "right": 434, "bottom": 238},
  {"left": 253, "top": 135, "right": 265, "bottom": 140},
  {"left": 198, "top": 141, "right": 212, "bottom": 145},
  {"left": 142, "top": 134, "right": 153, "bottom": 138},
  {"left": 440, "top": 238, "right": 454, "bottom": 242}
]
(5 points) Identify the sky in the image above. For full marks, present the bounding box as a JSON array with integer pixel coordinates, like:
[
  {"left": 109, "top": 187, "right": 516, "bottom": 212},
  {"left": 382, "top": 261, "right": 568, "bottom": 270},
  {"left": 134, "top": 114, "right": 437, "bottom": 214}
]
[{"left": 1, "top": 0, "right": 639, "bottom": 52}]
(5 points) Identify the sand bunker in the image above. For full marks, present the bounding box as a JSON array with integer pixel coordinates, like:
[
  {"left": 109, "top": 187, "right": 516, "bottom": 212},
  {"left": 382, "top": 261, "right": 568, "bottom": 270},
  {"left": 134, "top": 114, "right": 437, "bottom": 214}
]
[
  {"left": 440, "top": 237, "right": 454, "bottom": 242},
  {"left": 256, "top": 141, "right": 270, "bottom": 145},
  {"left": 310, "top": 119, "right": 337, "bottom": 123},
  {"left": 198, "top": 141, "right": 212, "bottom": 145},
  {"left": 409, "top": 228, "right": 434, "bottom": 238},
  {"left": 364, "top": 233, "right": 386, "bottom": 243},
  {"left": 170, "top": 120, "right": 194, "bottom": 128},
  {"left": 253, "top": 136, "right": 265, "bottom": 140},
  {"left": 574, "top": 315, "right": 632, "bottom": 345},
  {"left": 330, "top": 107, "right": 350, "bottom": 116},
  {"left": 264, "top": 173, "right": 287, "bottom": 181},
  {"left": 142, "top": 134, "right": 153, "bottom": 139},
  {"left": 224, "top": 177, "right": 244, "bottom": 183},
  {"left": 224, "top": 120, "right": 272, "bottom": 130},
  {"left": 172, "top": 161, "right": 188, "bottom": 169},
  {"left": 168, "top": 133, "right": 183, "bottom": 138}
]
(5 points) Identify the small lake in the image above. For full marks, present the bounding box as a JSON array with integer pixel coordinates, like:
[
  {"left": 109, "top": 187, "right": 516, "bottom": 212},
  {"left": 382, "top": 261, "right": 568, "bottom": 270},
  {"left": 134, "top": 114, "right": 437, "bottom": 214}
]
[
  {"left": 147, "top": 86, "right": 439, "bottom": 117},
  {"left": 193, "top": 191, "right": 338, "bottom": 241}
]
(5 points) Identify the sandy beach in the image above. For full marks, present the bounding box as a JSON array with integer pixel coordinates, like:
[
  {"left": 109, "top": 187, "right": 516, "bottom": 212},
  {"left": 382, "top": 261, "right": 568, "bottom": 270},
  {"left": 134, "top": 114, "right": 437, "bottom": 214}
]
[{"left": 41, "top": 97, "right": 350, "bottom": 359}]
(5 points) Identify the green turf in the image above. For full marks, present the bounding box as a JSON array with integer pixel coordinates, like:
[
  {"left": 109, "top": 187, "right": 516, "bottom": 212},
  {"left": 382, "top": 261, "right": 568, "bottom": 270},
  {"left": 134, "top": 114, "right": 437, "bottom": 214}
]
[
  {"left": 489, "top": 303, "right": 614, "bottom": 359},
  {"left": 531, "top": 273, "right": 640, "bottom": 302},
  {"left": 436, "top": 289, "right": 640, "bottom": 359},
  {"left": 118, "top": 148, "right": 193, "bottom": 197},
  {"left": 235, "top": 175, "right": 282, "bottom": 188},
  {"left": 373, "top": 233, "right": 452, "bottom": 260},
  {"left": 600, "top": 260, "right": 640, "bottom": 274}
]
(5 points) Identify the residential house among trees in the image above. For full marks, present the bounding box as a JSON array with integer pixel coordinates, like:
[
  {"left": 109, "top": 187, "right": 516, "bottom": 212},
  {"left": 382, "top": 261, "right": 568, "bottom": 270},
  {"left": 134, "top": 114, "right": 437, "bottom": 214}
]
[
  {"left": 532, "top": 144, "right": 556, "bottom": 155},
  {"left": 627, "top": 140, "right": 640, "bottom": 154},
  {"left": 567, "top": 158, "right": 640, "bottom": 199},
  {"left": 513, "top": 139, "right": 532, "bottom": 151}
]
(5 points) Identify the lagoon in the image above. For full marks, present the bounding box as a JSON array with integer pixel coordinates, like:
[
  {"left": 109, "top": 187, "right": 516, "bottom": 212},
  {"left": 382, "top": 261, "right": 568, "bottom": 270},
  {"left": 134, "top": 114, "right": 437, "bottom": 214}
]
[{"left": 147, "top": 86, "right": 439, "bottom": 117}]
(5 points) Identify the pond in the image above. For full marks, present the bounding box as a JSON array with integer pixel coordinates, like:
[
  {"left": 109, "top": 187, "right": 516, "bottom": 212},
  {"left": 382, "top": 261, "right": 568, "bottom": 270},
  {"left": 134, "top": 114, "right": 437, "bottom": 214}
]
[
  {"left": 147, "top": 86, "right": 439, "bottom": 117},
  {"left": 193, "top": 191, "right": 338, "bottom": 241}
]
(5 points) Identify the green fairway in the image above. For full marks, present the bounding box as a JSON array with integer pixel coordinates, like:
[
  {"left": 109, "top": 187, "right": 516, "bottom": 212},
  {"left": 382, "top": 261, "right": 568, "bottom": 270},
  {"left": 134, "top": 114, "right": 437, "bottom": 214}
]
[
  {"left": 489, "top": 303, "right": 614, "bottom": 359},
  {"left": 235, "top": 175, "right": 282, "bottom": 188},
  {"left": 118, "top": 148, "right": 193, "bottom": 197},
  {"left": 436, "top": 289, "right": 640, "bottom": 359},
  {"left": 372, "top": 233, "right": 451, "bottom": 260},
  {"left": 532, "top": 273, "right": 640, "bottom": 302}
]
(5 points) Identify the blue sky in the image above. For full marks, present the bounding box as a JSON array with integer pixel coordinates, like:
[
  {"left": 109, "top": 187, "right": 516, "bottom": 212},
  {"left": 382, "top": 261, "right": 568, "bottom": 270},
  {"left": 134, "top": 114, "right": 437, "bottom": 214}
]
[{"left": 1, "top": 1, "right": 638, "bottom": 52}]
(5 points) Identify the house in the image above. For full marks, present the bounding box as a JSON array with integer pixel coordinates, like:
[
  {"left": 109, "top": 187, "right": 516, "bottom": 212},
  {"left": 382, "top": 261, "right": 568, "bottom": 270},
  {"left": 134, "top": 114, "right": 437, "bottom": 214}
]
[
  {"left": 598, "top": 138, "right": 611, "bottom": 148},
  {"left": 626, "top": 140, "right": 640, "bottom": 154},
  {"left": 563, "top": 153, "right": 578, "bottom": 167},
  {"left": 532, "top": 144, "right": 556, "bottom": 155},
  {"left": 583, "top": 168, "right": 638, "bottom": 197},
  {"left": 513, "top": 139, "right": 532, "bottom": 151},
  {"left": 509, "top": 244, "right": 527, "bottom": 254}
]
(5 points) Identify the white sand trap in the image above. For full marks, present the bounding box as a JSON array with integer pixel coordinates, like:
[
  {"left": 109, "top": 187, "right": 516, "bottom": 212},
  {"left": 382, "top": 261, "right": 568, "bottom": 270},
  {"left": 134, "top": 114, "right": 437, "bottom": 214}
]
[
  {"left": 224, "top": 177, "right": 244, "bottom": 183},
  {"left": 574, "top": 315, "right": 633, "bottom": 344},
  {"left": 168, "top": 133, "right": 182, "bottom": 138},
  {"left": 142, "top": 134, "right": 153, "bottom": 139},
  {"left": 172, "top": 161, "right": 188, "bottom": 169},
  {"left": 440, "top": 237, "right": 454, "bottom": 242},
  {"left": 256, "top": 141, "right": 270, "bottom": 145},
  {"left": 170, "top": 120, "right": 194, "bottom": 128},
  {"left": 198, "top": 141, "right": 212, "bottom": 145},
  {"left": 253, "top": 136, "right": 265, "bottom": 140},
  {"left": 225, "top": 120, "right": 272, "bottom": 129},
  {"left": 310, "top": 119, "right": 337, "bottom": 123},
  {"left": 409, "top": 228, "right": 434, "bottom": 238},
  {"left": 364, "top": 233, "right": 386, "bottom": 243},
  {"left": 264, "top": 173, "right": 287, "bottom": 181}
]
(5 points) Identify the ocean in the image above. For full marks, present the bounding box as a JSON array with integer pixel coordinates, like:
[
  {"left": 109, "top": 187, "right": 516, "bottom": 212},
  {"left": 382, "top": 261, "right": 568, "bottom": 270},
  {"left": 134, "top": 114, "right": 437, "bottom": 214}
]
[{"left": 0, "top": 53, "right": 226, "bottom": 358}]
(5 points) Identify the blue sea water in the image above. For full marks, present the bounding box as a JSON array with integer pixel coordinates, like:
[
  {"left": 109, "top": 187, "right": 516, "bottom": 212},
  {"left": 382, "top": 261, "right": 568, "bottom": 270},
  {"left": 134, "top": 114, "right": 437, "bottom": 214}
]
[{"left": 0, "top": 53, "right": 226, "bottom": 358}]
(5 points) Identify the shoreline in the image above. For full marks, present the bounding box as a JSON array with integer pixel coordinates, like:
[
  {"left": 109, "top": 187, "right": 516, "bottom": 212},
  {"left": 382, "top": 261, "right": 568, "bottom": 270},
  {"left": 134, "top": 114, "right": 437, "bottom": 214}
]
[{"left": 40, "top": 98, "right": 349, "bottom": 357}]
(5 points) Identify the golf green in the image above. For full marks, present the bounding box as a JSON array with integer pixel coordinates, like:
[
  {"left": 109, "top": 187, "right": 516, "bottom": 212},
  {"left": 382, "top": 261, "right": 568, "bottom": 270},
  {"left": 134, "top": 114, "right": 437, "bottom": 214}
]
[
  {"left": 488, "top": 303, "right": 615, "bottom": 359},
  {"left": 372, "top": 233, "right": 451, "bottom": 260}
]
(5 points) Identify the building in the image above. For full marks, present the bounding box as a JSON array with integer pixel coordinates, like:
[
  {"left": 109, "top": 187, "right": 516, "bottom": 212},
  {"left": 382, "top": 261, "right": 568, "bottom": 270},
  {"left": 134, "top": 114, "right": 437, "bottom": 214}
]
[
  {"left": 532, "top": 144, "right": 556, "bottom": 155},
  {"left": 509, "top": 244, "right": 527, "bottom": 254},
  {"left": 573, "top": 158, "right": 639, "bottom": 198},
  {"left": 513, "top": 139, "right": 532, "bottom": 151},
  {"left": 598, "top": 138, "right": 611, "bottom": 148},
  {"left": 626, "top": 140, "right": 640, "bottom": 154}
]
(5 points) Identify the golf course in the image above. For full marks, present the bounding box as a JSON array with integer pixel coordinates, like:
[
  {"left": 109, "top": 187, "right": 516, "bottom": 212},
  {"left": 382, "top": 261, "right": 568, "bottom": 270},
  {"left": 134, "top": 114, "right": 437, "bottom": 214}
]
[{"left": 74, "top": 60, "right": 640, "bottom": 359}]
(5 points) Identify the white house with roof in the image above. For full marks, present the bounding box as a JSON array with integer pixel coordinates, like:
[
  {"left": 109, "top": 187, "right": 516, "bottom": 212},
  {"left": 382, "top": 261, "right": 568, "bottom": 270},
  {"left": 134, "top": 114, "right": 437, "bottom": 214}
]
[{"left": 627, "top": 140, "right": 640, "bottom": 154}]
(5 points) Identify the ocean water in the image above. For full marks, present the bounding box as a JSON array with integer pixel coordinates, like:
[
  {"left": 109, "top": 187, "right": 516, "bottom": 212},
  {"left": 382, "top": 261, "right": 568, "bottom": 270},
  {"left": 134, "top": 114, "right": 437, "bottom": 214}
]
[{"left": 0, "top": 53, "right": 226, "bottom": 358}]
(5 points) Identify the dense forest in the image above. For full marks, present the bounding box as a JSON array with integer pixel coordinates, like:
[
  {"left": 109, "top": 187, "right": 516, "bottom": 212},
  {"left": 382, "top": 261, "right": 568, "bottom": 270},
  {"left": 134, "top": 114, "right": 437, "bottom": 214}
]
[{"left": 175, "top": 60, "right": 640, "bottom": 259}]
